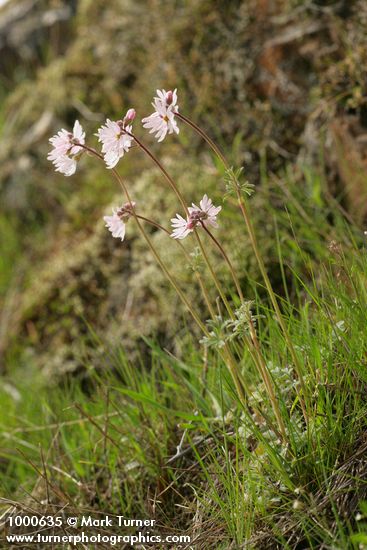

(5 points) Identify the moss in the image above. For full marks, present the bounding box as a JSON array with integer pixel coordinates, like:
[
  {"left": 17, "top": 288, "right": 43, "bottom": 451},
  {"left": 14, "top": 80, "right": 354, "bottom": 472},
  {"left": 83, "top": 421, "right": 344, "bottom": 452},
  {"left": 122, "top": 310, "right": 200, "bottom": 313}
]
[{"left": 1, "top": 0, "right": 366, "bottom": 375}]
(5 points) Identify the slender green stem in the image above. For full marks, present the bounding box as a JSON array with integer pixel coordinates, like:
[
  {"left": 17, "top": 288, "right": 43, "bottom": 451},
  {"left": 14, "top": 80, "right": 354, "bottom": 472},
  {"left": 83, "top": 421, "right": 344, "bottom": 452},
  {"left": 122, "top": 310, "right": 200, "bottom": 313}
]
[
  {"left": 224, "top": 341, "right": 286, "bottom": 440},
  {"left": 125, "top": 131, "right": 188, "bottom": 214},
  {"left": 79, "top": 144, "right": 207, "bottom": 334},
  {"left": 230, "top": 336, "right": 286, "bottom": 440},
  {"left": 223, "top": 343, "right": 249, "bottom": 406},
  {"left": 247, "top": 318, "right": 287, "bottom": 440},
  {"left": 194, "top": 230, "right": 235, "bottom": 319},
  {"left": 199, "top": 226, "right": 287, "bottom": 438},
  {"left": 235, "top": 195, "right": 308, "bottom": 415},
  {"left": 178, "top": 113, "right": 308, "bottom": 413},
  {"left": 80, "top": 143, "right": 284, "bottom": 423},
  {"left": 203, "top": 222, "right": 287, "bottom": 437},
  {"left": 113, "top": 175, "right": 208, "bottom": 333},
  {"left": 176, "top": 113, "right": 228, "bottom": 166},
  {"left": 135, "top": 214, "right": 216, "bottom": 319},
  {"left": 202, "top": 228, "right": 287, "bottom": 438},
  {"left": 124, "top": 130, "right": 235, "bottom": 319},
  {"left": 201, "top": 224, "right": 244, "bottom": 302}
]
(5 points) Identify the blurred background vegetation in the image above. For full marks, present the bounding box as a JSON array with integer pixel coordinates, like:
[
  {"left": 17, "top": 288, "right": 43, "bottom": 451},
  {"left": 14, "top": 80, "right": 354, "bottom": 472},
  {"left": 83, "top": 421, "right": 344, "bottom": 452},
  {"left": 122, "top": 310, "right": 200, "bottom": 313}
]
[
  {"left": 1, "top": 2, "right": 367, "bottom": 547},
  {"left": 0, "top": 0, "right": 366, "bottom": 378}
]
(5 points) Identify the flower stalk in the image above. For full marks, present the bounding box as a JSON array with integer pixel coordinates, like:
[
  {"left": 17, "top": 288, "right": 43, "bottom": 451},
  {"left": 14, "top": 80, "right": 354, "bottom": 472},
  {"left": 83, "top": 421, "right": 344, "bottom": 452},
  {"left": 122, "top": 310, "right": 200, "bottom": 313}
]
[
  {"left": 177, "top": 111, "right": 308, "bottom": 418},
  {"left": 201, "top": 218, "right": 287, "bottom": 439},
  {"left": 123, "top": 129, "right": 236, "bottom": 320},
  {"left": 79, "top": 143, "right": 207, "bottom": 335},
  {"left": 133, "top": 214, "right": 216, "bottom": 319},
  {"left": 79, "top": 145, "right": 254, "bottom": 412},
  {"left": 201, "top": 223, "right": 244, "bottom": 302},
  {"left": 47, "top": 90, "right": 299, "bottom": 439}
]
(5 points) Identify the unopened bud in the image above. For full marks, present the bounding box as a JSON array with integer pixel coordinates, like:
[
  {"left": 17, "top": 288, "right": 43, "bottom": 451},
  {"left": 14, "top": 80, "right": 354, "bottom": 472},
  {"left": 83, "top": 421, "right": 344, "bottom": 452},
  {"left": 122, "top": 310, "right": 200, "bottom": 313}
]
[
  {"left": 124, "top": 108, "right": 136, "bottom": 124},
  {"left": 166, "top": 91, "right": 174, "bottom": 105},
  {"left": 118, "top": 201, "right": 136, "bottom": 221}
]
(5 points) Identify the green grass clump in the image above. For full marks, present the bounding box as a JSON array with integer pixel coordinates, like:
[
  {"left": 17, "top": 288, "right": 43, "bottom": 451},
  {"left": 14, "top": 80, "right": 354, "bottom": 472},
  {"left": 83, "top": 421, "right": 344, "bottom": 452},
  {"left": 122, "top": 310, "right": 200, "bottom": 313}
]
[{"left": 1, "top": 201, "right": 366, "bottom": 548}]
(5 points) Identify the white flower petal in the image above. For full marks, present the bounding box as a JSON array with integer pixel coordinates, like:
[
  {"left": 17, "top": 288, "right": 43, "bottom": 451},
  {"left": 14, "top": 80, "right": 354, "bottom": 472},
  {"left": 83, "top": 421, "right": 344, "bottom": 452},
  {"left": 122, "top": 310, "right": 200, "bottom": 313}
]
[
  {"left": 48, "top": 120, "right": 85, "bottom": 176},
  {"left": 97, "top": 117, "right": 133, "bottom": 168},
  {"left": 170, "top": 213, "right": 192, "bottom": 239},
  {"left": 142, "top": 89, "right": 179, "bottom": 142},
  {"left": 104, "top": 210, "right": 126, "bottom": 241}
]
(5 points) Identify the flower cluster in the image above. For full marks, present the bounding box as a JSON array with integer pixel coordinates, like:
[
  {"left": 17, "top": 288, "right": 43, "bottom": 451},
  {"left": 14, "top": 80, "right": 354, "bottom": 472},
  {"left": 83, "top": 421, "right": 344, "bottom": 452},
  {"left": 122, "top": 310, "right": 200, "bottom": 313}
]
[
  {"left": 48, "top": 90, "right": 222, "bottom": 243},
  {"left": 170, "top": 195, "right": 221, "bottom": 239},
  {"left": 48, "top": 90, "right": 179, "bottom": 175}
]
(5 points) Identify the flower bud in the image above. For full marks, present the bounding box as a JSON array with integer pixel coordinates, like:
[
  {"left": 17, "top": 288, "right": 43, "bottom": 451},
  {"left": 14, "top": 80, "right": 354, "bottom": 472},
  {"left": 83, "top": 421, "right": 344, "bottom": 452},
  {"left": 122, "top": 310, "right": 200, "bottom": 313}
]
[
  {"left": 166, "top": 91, "right": 174, "bottom": 105},
  {"left": 124, "top": 108, "right": 136, "bottom": 124},
  {"left": 118, "top": 201, "right": 136, "bottom": 221}
]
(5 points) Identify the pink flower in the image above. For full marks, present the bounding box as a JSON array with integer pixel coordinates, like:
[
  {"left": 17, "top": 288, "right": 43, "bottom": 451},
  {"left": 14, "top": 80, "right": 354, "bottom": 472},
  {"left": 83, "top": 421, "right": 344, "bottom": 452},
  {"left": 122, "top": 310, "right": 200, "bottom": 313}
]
[
  {"left": 142, "top": 89, "right": 179, "bottom": 142},
  {"left": 171, "top": 195, "right": 221, "bottom": 239},
  {"left": 48, "top": 120, "right": 85, "bottom": 176},
  {"left": 104, "top": 202, "right": 136, "bottom": 241},
  {"left": 97, "top": 109, "right": 135, "bottom": 169},
  {"left": 123, "top": 108, "right": 136, "bottom": 124},
  {"left": 188, "top": 194, "right": 221, "bottom": 229}
]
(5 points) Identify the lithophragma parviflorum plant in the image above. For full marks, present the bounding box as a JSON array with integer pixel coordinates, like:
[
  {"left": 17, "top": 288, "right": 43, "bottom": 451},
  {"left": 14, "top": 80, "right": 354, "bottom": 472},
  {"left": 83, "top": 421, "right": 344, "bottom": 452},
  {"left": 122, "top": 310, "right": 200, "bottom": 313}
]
[{"left": 48, "top": 89, "right": 310, "bottom": 443}]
